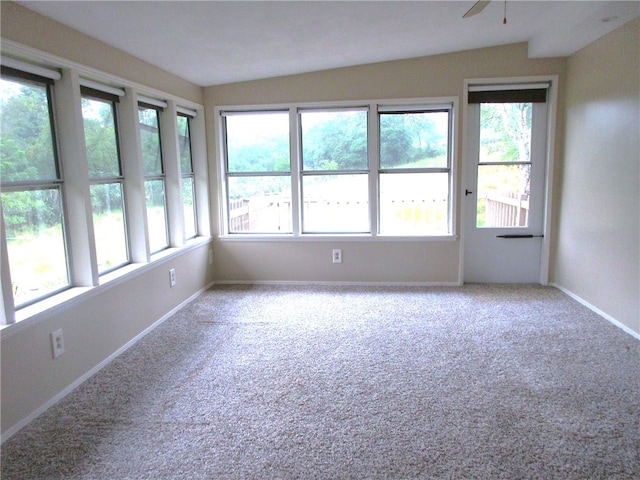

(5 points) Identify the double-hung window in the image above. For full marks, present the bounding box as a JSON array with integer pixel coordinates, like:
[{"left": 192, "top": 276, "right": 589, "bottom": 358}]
[
  {"left": 223, "top": 111, "right": 291, "bottom": 234},
  {"left": 299, "top": 108, "right": 369, "bottom": 233},
  {"left": 0, "top": 67, "right": 70, "bottom": 307},
  {"left": 138, "top": 104, "right": 168, "bottom": 252},
  {"left": 219, "top": 99, "right": 455, "bottom": 237},
  {"left": 81, "top": 87, "right": 129, "bottom": 272},
  {"left": 177, "top": 113, "right": 197, "bottom": 239},
  {"left": 378, "top": 106, "right": 452, "bottom": 235}
]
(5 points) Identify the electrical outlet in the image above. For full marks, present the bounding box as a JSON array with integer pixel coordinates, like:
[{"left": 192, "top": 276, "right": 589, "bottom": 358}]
[
  {"left": 169, "top": 268, "right": 176, "bottom": 287},
  {"left": 332, "top": 249, "right": 342, "bottom": 264},
  {"left": 50, "top": 329, "right": 65, "bottom": 358},
  {"left": 208, "top": 249, "right": 214, "bottom": 265}
]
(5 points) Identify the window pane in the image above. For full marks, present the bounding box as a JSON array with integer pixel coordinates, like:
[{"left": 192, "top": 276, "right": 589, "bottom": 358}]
[
  {"left": 379, "top": 173, "right": 449, "bottom": 235},
  {"left": 90, "top": 183, "right": 128, "bottom": 272},
  {"left": 177, "top": 115, "right": 193, "bottom": 174},
  {"left": 82, "top": 97, "right": 120, "bottom": 178},
  {"left": 302, "top": 174, "right": 369, "bottom": 233},
  {"left": 380, "top": 111, "right": 449, "bottom": 169},
  {"left": 301, "top": 110, "right": 368, "bottom": 171},
  {"left": 1, "top": 189, "right": 69, "bottom": 306},
  {"left": 0, "top": 78, "right": 58, "bottom": 182},
  {"left": 182, "top": 177, "right": 196, "bottom": 239},
  {"left": 480, "top": 103, "right": 532, "bottom": 163},
  {"left": 476, "top": 164, "right": 531, "bottom": 228},
  {"left": 138, "top": 107, "right": 163, "bottom": 175},
  {"left": 227, "top": 176, "right": 291, "bottom": 233},
  {"left": 226, "top": 113, "right": 290, "bottom": 173},
  {"left": 145, "top": 180, "right": 168, "bottom": 252}
]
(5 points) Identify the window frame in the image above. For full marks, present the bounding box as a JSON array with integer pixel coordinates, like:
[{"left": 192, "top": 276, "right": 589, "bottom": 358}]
[
  {"left": 177, "top": 113, "right": 198, "bottom": 239},
  {"left": 221, "top": 109, "right": 293, "bottom": 235},
  {"left": 299, "top": 106, "right": 371, "bottom": 234},
  {"left": 377, "top": 105, "right": 454, "bottom": 236},
  {"left": 0, "top": 52, "right": 211, "bottom": 328},
  {"left": 138, "top": 102, "right": 170, "bottom": 253},
  {"left": 81, "top": 86, "right": 131, "bottom": 274},
  {"left": 0, "top": 67, "right": 72, "bottom": 309},
  {"left": 216, "top": 98, "right": 458, "bottom": 240}
]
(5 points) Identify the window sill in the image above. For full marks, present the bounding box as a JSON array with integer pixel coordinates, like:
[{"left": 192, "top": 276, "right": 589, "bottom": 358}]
[
  {"left": 219, "top": 234, "right": 458, "bottom": 242},
  {"left": 1, "top": 236, "right": 212, "bottom": 339}
]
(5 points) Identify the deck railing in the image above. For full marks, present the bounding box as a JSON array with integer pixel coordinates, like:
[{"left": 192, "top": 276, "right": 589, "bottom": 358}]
[
  {"left": 484, "top": 191, "right": 529, "bottom": 227},
  {"left": 228, "top": 194, "right": 450, "bottom": 233},
  {"left": 230, "top": 193, "right": 528, "bottom": 231}
]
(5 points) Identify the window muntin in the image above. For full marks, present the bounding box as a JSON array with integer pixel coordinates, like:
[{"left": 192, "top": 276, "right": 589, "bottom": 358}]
[
  {"left": 138, "top": 105, "right": 168, "bottom": 252},
  {"left": 223, "top": 111, "right": 291, "bottom": 234},
  {"left": 0, "top": 73, "right": 70, "bottom": 307},
  {"left": 82, "top": 93, "right": 129, "bottom": 272},
  {"left": 177, "top": 114, "right": 197, "bottom": 239},
  {"left": 378, "top": 109, "right": 452, "bottom": 235},
  {"left": 299, "top": 108, "right": 369, "bottom": 233}
]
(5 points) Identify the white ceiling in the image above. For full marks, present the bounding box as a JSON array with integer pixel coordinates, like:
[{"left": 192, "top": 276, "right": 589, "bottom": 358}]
[{"left": 16, "top": 1, "right": 640, "bottom": 87}]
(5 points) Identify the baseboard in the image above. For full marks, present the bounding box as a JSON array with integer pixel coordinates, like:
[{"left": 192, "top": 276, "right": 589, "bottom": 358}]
[
  {"left": 551, "top": 283, "right": 640, "bottom": 341},
  {"left": 1, "top": 281, "right": 215, "bottom": 444},
  {"left": 213, "top": 280, "right": 462, "bottom": 287}
]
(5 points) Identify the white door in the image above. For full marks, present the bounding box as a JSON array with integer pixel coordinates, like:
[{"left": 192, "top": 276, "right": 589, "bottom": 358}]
[{"left": 463, "top": 89, "right": 549, "bottom": 283}]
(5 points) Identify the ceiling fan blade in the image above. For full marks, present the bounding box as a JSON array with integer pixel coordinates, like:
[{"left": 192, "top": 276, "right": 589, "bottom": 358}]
[{"left": 463, "top": 0, "right": 492, "bottom": 18}]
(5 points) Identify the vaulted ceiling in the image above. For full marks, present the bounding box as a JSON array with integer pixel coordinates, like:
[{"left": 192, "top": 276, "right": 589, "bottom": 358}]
[{"left": 16, "top": 1, "right": 640, "bottom": 86}]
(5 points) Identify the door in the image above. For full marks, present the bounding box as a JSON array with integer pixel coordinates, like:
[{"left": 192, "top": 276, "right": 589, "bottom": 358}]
[{"left": 463, "top": 86, "right": 549, "bottom": 283}]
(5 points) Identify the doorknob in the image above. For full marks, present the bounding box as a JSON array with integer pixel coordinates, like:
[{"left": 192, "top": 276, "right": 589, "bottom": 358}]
[{"left": 465, "top": 189, "right": 473, "bottom": 196}]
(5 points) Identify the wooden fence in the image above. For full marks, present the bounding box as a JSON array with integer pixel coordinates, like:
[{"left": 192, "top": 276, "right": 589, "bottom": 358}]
[
  {"left": 484, "top": 191, "right": 529, "bottom": 227},
  {"left": 228, "top": 195, "right": 449, "bottom": 233}
]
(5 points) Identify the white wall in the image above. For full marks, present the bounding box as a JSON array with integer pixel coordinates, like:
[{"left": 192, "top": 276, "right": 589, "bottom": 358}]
[
  {"left": 205, "top": 43, "right": 567, "bottom": 285},
  {"left": 554, "top": 18, "right": 640, "bottom": 335},
  {"left": 0, "top": 2, "right": 214, "bottom": 438}
]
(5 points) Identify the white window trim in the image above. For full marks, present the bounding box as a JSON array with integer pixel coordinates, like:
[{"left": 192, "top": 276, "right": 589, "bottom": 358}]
[
  {"left": 215, "top": 97, "right": 458, "bottom": 240},
  {"left": 0, "top": 44, "right": 211, "bottom": 326}
]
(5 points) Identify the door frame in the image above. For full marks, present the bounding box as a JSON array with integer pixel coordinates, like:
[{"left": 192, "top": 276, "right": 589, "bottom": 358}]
[{"left": 459, "top": 75, "right": 559, "bottom": 285}]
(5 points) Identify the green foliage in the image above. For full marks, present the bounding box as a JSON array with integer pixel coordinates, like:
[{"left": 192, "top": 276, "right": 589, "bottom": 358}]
[
  {"left": 177, "top": 116, "right": 193, "bottom": 174},
  {"left": 1, "top": 81, "right": 57, "bottom": 182},
  {"left": 139, "top": 107, "right": 163, "bottom": 175},
  {"left": 227, "top": 138, "right": 290, "bottom": 173},
  {"left": 480, "top": 103, "right": 531, "bottom": 163},
  {"left": 380, "top": 112, "right": 447, "bottom": 168},
  {"left": 302, "top": 111, "right": 367, "bottom": 171},
  {"left": 82, "top": 98, "right": 120, "bottom": 178}
]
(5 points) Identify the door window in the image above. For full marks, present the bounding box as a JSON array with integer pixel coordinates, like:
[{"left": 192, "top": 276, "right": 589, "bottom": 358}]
[{"left": 476, "top": 102, "right": 533, "bottom": 228}]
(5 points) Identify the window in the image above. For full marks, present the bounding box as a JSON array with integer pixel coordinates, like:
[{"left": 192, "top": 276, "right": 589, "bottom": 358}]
[
  {"left": 81, "top": 88, "right": 129, "bottom": 272},
  {"left": 177, "top": 114, "right": 197, "bottom": 239},
  {"left": 219, "top": 99, "right": 455, "bottom": 237},
  {"left": 0, "top": 68, "right": 70, "bottom": 307},
  {"left": 476, "top": 102, "right": 532, "bottom": 228},
  {"left": 223, "top": 111, "right": 291, "bottom": 234},
  {"left": 378, "top": 108, "right": 451, "bottom": 235},
  {"left": 299, "top": 108, "right": 369, "bottom": 233},
  {"left": 138, "top": 104, "right": 168, "bottom": 252},
  {"left": 0, "top": 56, "right": 210, "bottom": 324}
]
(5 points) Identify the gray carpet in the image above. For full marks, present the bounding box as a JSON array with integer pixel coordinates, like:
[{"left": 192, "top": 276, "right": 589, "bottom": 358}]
[{"left": 2, "top": 284, "right": 639, "bottom": 479}]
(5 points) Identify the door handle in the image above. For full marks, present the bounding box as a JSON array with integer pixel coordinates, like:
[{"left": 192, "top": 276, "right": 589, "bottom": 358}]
[
  {"left": 465, "top": 189, "right": 473, "bottom": 196},
  {"left": 496, "top": 234, "right": 544, "bottom": 239}
]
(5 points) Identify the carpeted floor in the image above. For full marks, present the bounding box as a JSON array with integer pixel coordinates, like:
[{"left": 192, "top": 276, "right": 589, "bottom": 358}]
[{"left": 1, "top": 284, "right": 639, "bottom": 479}]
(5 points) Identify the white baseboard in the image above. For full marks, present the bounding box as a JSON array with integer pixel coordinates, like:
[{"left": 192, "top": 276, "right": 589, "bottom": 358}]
[
  {"left": 551, "top": 283, "right": 640, "bottom": 341},
  {"left": 213, "top": 280, "right": 462, "bottom": 287},
  {"left": 1, "top": 282, "right": 215, "bottom": 444}
]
